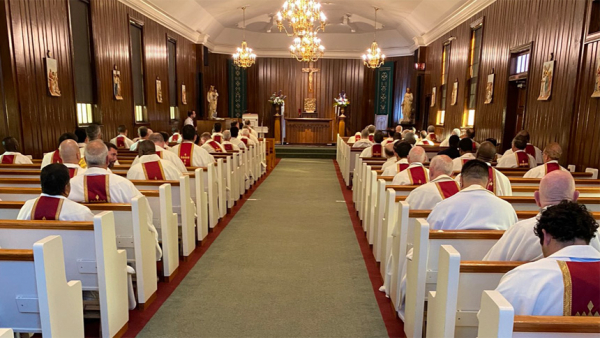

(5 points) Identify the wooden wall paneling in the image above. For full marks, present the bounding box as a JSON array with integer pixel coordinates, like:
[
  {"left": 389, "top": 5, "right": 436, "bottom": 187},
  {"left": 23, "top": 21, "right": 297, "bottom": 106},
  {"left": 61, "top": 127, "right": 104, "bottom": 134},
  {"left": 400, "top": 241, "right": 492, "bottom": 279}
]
[
  {"left": 203, "top": 52, "right": 229, "bottom": 120},
  {"left": 0, "top": 0, "right": 22, "bottom": 147}
]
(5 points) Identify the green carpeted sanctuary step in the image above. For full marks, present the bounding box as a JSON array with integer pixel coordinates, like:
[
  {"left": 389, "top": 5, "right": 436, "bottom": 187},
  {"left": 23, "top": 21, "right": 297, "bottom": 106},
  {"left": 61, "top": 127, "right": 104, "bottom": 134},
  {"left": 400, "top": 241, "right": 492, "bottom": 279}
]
[{"left": 275, "top": 145, "right": 336, "bottom": 159}]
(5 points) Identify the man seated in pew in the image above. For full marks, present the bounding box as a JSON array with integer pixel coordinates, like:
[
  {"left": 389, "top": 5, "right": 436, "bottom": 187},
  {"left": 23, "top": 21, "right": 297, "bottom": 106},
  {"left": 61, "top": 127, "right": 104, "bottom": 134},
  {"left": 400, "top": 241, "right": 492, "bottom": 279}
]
[
  {"left": 75, "top": 127, "right": 88, "bottom": 150},
  {"left": 352, "top": 129, "right": 373, "bottom": 149},
  {"left": 484, "top": 171, "right": 600, "bottom": 261},
  {"left": 17, "top": 163, "right": 94, "bottom": 221},
  {"left": 68, "top": 140, "right": 162, "bottom": 260},
  {"left": 502, "top": 130, "right": 543, "bottom": 164},
  {"left": 130, "top": 133, "right": 187, "bottom": 173},
  {"left": 494, "top": 201, "right": 600, "bottom": 316},
  {"left": 428, "top": 160, "right": 518, "bottom": 230},
  {"left": 406, "top": 155, "right": 459, "bottom": 209},
  {"left": 497, "top": 135, "right": 537, "bottom": 169},
  {"left": 0, "top": 137, "right": 32, "bottom": 164},
  {"left": 523, "top": 142, "right": 568, "bottom": 178},
  {"left": 380, "top": 143, "right": 398, "bottom": 172},
  {"left": 349, "top": 131, "right": 361, "bottom": 143},
  {"left": 59, "top": 139, "right": 86, "bottom": 177},
  {"left": 109, "top": 125, "right": 134, "bottom": 149},
  {"left": 130, "top": 126, "right": 152, "bottom": 151},
  {"left": 382, "top": 141, "right": 412, "bottom": 176},
  {"left": 200, "top": 132, "right": 226, "bottom": 153},
  {"left": 452, "top": 138, "right": 476, "bottom": 171},
  {"left": 439, "top": 128, "right": 461, "bottom": 147},
  {"left": 359, "top": 131, "right": 385, "bottom": 158},
  {"left": 228, "top": 127, "right": 247, "bottom": 150},
  {"left": 403, "top": 131, "right": 417, "bottom": 146},
  {"left": 105, "top": 142, "right": 120, "bottom": 169},
  {"left": 221, "top": 130, "right": 240, "bottom": 152},
  {"left": 239, "top": 128, "right": 256, "bottom": 147},
  {"left": 158, "top": 131, "right": 171, "bottom": 150},
  {"left": 425, "top": 125, "right": 438, "bottom": 143},
  {"left": 169, "top": 125, "right": 215, "bottom": 167},
  {"left": 391, "top": 146, "right": 430, "bottom": 185},
  {"left": 454, "top": 141, "right": 512, "bottom": 196},
  {"left": 41, "top": 132, "right": 78, "bottom": 168},
  {"left": 127, "top": 141, "right": 181, "bottom": 181},
  {"left": 366, "top": 124, "right": 376, "bottom": 142},
  {"left": 244, "top": 119, "right": 259, "bottom": 139},
  {"left": 437, "top": 135, "right": 460, "bottom": 159},
  {"left": 416, "top": 130, "right": 434, "bottom": 146},
  {"left": 463, "top": 128, "right": 479, "bottom": 151},
  {"left": 168, "top": 125, "right": 182, "bottom": 144},
  {"left": 212, "top": 122, "right": 224, "bottom": 143}
]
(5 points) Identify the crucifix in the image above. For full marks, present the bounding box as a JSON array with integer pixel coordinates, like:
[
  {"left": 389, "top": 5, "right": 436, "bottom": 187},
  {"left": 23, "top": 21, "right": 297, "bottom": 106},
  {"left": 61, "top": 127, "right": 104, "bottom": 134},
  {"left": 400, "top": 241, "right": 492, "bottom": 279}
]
[{"left": 302, "top": 64, "right": 320, "bottom": 93}]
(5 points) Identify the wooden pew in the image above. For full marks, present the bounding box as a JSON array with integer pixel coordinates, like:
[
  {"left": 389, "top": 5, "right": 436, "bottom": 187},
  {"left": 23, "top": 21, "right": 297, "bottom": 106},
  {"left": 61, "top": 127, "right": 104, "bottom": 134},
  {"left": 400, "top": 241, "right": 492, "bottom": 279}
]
[
  {"left": 478, "top": 290, "right": 600, "bottom": 337},
  {"left": 0, "top": 213, "right": 128, "bottom": 338},
  {"left": 0, "top": 236, "right": 84, "bottom": 337}
]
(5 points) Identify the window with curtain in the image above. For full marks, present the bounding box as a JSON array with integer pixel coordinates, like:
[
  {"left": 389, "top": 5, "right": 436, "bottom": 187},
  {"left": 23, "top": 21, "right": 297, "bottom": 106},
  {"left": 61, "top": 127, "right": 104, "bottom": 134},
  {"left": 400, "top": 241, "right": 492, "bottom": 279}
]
[
  {"left": 70, "top": 0, "right": 96, "bottom": 125},
  {"left": 167, "top": 38, "right": 178, "bottom": 120},
  {"left": 464, "top": 24, "right": 483, "bottom": 127},
  {"left": 130, "top": 21, "right": 147, "bottom": 123},
  {"left": 438, "top": 42, "right": 451, "bottom": 125}
]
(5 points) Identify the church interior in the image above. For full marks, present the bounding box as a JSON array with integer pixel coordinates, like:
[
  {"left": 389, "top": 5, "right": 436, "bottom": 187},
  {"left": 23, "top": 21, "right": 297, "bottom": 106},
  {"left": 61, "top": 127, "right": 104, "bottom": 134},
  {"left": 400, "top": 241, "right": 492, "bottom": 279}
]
[{"left": 0, "top": 0, "right": 599, "bottom": 337}]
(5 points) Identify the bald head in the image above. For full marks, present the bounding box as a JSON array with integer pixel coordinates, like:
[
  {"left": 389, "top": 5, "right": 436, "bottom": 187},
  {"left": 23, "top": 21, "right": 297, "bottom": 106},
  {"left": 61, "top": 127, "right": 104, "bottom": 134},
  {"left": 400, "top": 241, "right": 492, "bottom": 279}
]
[
  {"left": 407, "top": 146, "right": 427, "bottom": 164},
  {"left": 476, "top": 141, "right": 497, "bottom": 163},
  {"left": 149, "top": 133, "right": 165, "bottom": 148},
  {"left": 543, "top": 142, "right": 562, "bottom": 162},
  {"left": 535, "top": 171, "right": 579, "bottom": 208},
  {"left": 84, "top": 140, "right": 108, "bottom": 168},
  {"left": 429, "top": 155, "right": 453, "bottom": 180},
  {"left": 58, "top": 139, "right": 81, "bottom": 164},
  {"left": 138, "top": 140, "right": 156, "bottom": 156}
]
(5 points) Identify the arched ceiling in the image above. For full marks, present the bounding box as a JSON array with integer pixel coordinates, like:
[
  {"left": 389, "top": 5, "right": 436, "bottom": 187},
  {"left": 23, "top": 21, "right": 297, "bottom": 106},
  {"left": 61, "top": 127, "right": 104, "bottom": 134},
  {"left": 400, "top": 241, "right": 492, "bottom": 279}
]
[{"left": 128, "top": 0, "right": 496, "bottom": 58}]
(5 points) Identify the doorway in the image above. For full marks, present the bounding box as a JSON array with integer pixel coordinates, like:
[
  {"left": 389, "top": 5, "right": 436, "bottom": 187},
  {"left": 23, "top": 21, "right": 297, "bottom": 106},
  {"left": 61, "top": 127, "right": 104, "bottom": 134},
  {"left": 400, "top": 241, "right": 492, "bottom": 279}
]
[{"left": 502, "top": 43, "right": 532, "bottom": 153}]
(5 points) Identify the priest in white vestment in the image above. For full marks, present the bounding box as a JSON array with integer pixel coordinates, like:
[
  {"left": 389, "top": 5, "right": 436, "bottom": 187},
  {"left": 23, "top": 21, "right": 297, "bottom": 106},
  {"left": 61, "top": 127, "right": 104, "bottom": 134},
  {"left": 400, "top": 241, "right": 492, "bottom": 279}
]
[
  {"left": 391, "top": 146, "right": 430, "bottom": 185},
  {"left": 497, "top": 135, "right": 536, "bottom": 168},
  {"left": 239, "top": 128, "right": 256, "bottom": 147},
  {"left": 382, "top": 142, "right": 413, "bottom": 176},
  {"left": 17, "top": 163, "right": 94, "bottom": 221},
  {"left": 440, "top": 128, "right": 461, "bottom": 147},
  {"left": 348, "top": 131, "right": 361, "bottom": 143},
  {"left": 221, "top": 130, "right": 240, "bottom": 152},
  {"left": 211, "top": 122, "right": 225, "bottom": 144},
  {"left": 59, "top": 139, "right": 86, "bottom": 177},
  {"left": 200, "top": 132, "right": 226, "bottom": 153},
  {"left": 129, "top": 126, "right": 152, "bottom": 151},
  {"left": 360, "top": 131, "right": 385, "bottom": 158},
  {"left": 168, "top": 126, "right": 183, "bottom": 144},
  {"left": 169, "top": 125, "right": 215, "bottom": 167},
  {"left": 127, "top": 141, "right": 181, "bottom": 181},
  {"left": 451, "top": 138, "right": 476, "bottom": 171},
  {"left": 41, "top": 132, "right": 79, "bottom": 168},
  {"left": 523, "top": 142, "right": 568, "bottom": 178},
  {"left": 492, "top": 201, "right": 600, "bottom": 316},
  {"left": 68, "top": 140, "right": 162, "bottom": 261},
  {"left": 406, "top": 155, "right": 460, "bottom": 209},
  {"left": 380, "top": 143, "right": 398, "bottom": 172},
  {"left": 454, "top": 141, "right": 512, "bottom": 196},
  {"left": 131, "top": 134, "right": 187, "bottom": 173},
  {"left": 502, "top": 130, "right": 543, "bottom": 164},
  {"left": 0, "top": 136, "right": 32, "bottom": 164},
  {"left": 352, "top": 129, "right": 373, "bottom": 149},
  {"left": 228, "top": 127, "right": 247, "bottom": 150},
  {"left": 244, "top": 120, "right": 259, "bottom": 139},
  {"left": 109, "top": 125, "right": 134, "bottom": 149}
]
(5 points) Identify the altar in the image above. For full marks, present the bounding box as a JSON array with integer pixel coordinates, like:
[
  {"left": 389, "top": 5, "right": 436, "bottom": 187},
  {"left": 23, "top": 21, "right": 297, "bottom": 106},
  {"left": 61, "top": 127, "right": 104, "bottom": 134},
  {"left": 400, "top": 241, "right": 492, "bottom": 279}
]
[{"left": 284, "top": 118, "right": 333, "bottom": 144}]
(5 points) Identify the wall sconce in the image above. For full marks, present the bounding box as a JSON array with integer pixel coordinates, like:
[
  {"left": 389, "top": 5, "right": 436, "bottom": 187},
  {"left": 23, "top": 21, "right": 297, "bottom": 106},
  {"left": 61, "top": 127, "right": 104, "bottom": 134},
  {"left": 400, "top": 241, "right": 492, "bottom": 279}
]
[{"left": 414, "top": 63, "right": 426, "bottom": 71}]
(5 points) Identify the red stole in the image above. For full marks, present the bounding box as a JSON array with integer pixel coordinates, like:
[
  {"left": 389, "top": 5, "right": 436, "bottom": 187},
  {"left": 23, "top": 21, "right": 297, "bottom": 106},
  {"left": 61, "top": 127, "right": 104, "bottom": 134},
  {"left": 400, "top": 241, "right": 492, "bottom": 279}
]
[
  {"left": 545, "top": 162, "right": 560, "bottom": 175},
  {"left": 31, "top": 196, "right": 64, "bottom": 220},
  {"left": 368, "top": 135, "right": 374, "bottom": 142},
  {"left": 241, "top": 138, "right": 249, "bottom": 146},
  {"left": 471, "top": 140, "right": 477, "bottom": 152},
  {"left": 407, "top": 166, "right": 429, "bottom": 185},
  {"left": 68, "top": 167, "right": 78, "bottom": 178},
  {"left": 213, "top": 135, "right": 222, "bottom": 143},
  {"left": 116, "top": 136, "right": 125, "bottom": 148},
  {"left": 355, "top": 135, "right": 361, "bottom": 141},
  {"left": 462, "top": 158, "right": 472, "bottom": 165},
  {"left": 172, "top": 134, "right": 179, "bottom": 142},
  {"left": 428, "top": 133, "right": 437, "bottom": 142},
  {"left": 435, "top": 181, "right": 460, "bottom": 199},
  {"left": 525, "top": 144, "right": 536, "bottom": 157},
  {"left": 1, "top": 155, "right": 15, "bottom": 164},
  {"left": 515, "top": 151, "right": 530, "bottom": 168},
  {"left": 207, "top": 140, "right": 223, "bottom": 153},
  {"left": 83, "top": 175, "right": 111, "bottom": 203},
  {"left": 52, "top": 150, "right": 63, "bottom": 164},
  {"left": 372, "top": 144, "right": 383, "bottom": 157},
  {"left": 155, "top": 151, "right": 163, "bottom": 159},
  {"left": 142, "top": 161, "right": 166, "bottom": 180},
  {"left": 486, "top": 166, "right": 497, "bottom": 194},
  {"left": 178, "top": 143, "right": 194, "bottom": 166},
  {"left": 558, "top": 260, "right": 600, "bottom": 316},
  {"left": 223, "top": 143, "right": 234, "bottom": 151},
  {"left": 397, "top": 163, "right": 409, "bottom": 172}
]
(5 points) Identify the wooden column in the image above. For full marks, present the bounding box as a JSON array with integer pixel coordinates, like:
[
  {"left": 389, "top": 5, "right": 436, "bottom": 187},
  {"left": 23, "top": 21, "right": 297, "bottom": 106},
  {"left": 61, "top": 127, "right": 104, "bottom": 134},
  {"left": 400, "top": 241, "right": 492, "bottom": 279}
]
[
  {"left": 274, "top": 114, "right": 282, "bottom": 144},
  {"left": 338, "top": 115, "right": 346, "bottom": 137}
]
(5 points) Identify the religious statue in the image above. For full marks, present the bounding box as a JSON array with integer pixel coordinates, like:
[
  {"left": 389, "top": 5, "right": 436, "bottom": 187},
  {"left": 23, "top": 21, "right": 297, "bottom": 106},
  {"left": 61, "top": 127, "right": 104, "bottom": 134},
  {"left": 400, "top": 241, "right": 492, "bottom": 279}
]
[
  {"left": 207, "top": 85, "right": 219, "bottom": 119},
  {"left": 401, "top": 88, "right": 413, "bottom": 123}
]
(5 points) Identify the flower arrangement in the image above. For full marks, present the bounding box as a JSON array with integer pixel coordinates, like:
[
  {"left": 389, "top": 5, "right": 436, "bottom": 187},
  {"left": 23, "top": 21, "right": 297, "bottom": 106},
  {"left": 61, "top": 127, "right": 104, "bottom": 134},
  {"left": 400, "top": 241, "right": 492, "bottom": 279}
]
[
  {"left": 268, "top": 90, "right": 287, "bottom": 106},
  {"left": 334, "top": 91, "right": 350, "bottom": 107}
]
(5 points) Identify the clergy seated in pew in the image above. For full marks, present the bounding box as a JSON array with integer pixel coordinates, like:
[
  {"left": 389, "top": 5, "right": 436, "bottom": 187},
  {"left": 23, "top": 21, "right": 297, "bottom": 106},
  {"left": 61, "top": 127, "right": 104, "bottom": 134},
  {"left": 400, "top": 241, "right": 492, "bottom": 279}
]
[
  {"left": 200, "top": 132, "right": 226, "bottom": 153},
  {"left": 352, "top": 129, "right": 373, "bottom": 149},
  {"left": 392, "top": 146, "right": 430, "bottom": 186},
  {"left": 503, "top": 129, "right": 544, "bottom": 164},
  {"left": 169, "top": 126, "right": 182, "bottom": 144},
  {"left": 359, "top": 131, "right": 385, "bottom": 158},
  {"left": 128, "top": 133, "right": 187, "bottom": 173},
  {"left": 127, "top": 141, "right": 181, "bottom": 180},
  {"left": 130, "top": 126, "right": 152, "bottom": 151},
  {"left": 221, "top": 130, "right": 240, "bottom": 151},
  {"left": 382, "top": 141, "right": 411, "bottom": 176},
  {"left": 61, "top": 139, "right": 87, "bottom": 177},
  {"left": 380, "top": 143, "right": 398, "bottom": 172},
  {"left": 486, "top": 171, "right": 600, "bottom": 261},
  {"left": 405, "top": 155, "right": 459, "bottom": 209},
  {"left": 41, "top": 134, "right": 78, "bottom": 168},
  {"left": 229, "top": 127, "right": 247, "bottom": 150},
  {"left": 439, "top": 128, "right": 461, "bottom": 147},
  {"left": 437, "top": 134, "right": 460, "bottom": 159},
  {"left": 170, "top": 125, "right": 215, "bottom": 167},
  {"left": 524, "top": 142, "right": 569, "bottom": 178},
  {"left": 454, "top": 141, "right": 512, "bottom": 196},
  {"left": 451, "top": 138, "right": 476, "bottom": 172},
  {"left": 1, "top": 136, "right": 32, "bottom": 164},
  {"left": 212, "top": 122, "right": 224, "bottom": 143},
  {"left": 0, "top": 236, "right": 85, "bottom": 337},
  {"left": 68, "top": 140, "right": 162, "bottom": 261},
  {"left": 110, "top": 124, "right": 135, "bottom": 149},
  {"left": 240, "top": 128, "right": 255, "bottom": 147},
  {"left": 0, "top": 215, "right": 130, "bottom": 337},
  {"left": 497, "top": 135, "right": 537, "bottom": 169},
  {"left": 478, "top": 291, "right": 600, "bottom": 338}
]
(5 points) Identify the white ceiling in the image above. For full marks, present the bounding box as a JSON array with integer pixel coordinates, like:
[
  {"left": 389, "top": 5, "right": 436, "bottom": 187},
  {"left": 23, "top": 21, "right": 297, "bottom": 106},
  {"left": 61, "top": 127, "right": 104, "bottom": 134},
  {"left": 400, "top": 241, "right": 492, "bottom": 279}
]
[{"left": 126, "top": 0, "right": 496, "bottom": 58}]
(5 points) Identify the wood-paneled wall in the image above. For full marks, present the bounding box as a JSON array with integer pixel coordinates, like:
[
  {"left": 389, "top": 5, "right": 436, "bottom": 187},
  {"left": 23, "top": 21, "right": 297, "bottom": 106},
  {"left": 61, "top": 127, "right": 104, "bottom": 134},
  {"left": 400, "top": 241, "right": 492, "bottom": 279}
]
[
  {"left": 0, "top": 0, "right": 197, "bottom": 157},
  {"left": 423, "top": 0, "right": 594, "bottom": 168}
]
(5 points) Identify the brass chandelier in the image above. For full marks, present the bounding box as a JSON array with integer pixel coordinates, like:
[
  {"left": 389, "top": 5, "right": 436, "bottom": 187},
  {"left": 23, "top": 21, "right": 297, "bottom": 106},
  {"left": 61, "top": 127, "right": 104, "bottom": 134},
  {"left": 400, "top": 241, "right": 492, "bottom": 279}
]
[
  {"left": 362, "top": 7, "right": 385, "bottom": 69},
  {"left": 276, "top": 0, "right": 327, "bottom": 37},
  {"left": 289, "top": 30, "right": 324, "bottom": 62},
  {"left": 233, "top": 7, "right": 256, "bottom": 68}
]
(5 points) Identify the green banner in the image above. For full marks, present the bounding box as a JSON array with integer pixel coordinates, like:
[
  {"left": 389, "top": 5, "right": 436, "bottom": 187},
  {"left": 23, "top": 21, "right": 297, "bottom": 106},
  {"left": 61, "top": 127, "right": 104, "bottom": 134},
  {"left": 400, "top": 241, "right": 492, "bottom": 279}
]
[
  {"left": 375, "top": 61, "right": 394, "bottom": 122},
  {"left": 228, "top": 59, "right": 247, "bottom": 118}
]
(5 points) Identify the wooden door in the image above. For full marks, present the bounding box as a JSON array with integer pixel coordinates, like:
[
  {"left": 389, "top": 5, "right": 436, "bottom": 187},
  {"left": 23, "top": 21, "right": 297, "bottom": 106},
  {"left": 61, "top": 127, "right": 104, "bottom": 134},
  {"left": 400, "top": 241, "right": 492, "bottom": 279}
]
[{"left": 502, "top": 79, "right": 527, "bottom": 152}]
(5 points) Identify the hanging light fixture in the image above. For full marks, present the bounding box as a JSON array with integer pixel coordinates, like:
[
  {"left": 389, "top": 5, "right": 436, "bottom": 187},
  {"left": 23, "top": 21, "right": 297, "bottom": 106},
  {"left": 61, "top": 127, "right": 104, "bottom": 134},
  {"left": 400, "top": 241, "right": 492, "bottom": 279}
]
[
  {"left": 289, "top": 30, "right": 325, "bottom": 62},
  {"left": 276, "top": 0, "right": 327, "bottom": 38},
  {"left": 362, "top": 7, "right": 385, "bottom": 69},
  {"left": 233, "top": 7, "right": 256, "bottom": 68}
]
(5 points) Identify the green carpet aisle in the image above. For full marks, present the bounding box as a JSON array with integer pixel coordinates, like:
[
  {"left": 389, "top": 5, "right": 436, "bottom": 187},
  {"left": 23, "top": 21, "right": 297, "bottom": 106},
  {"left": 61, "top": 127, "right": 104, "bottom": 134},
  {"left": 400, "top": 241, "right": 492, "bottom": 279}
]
[{"left": 138, "top": 159, "right": 388, "bottom": 337}]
